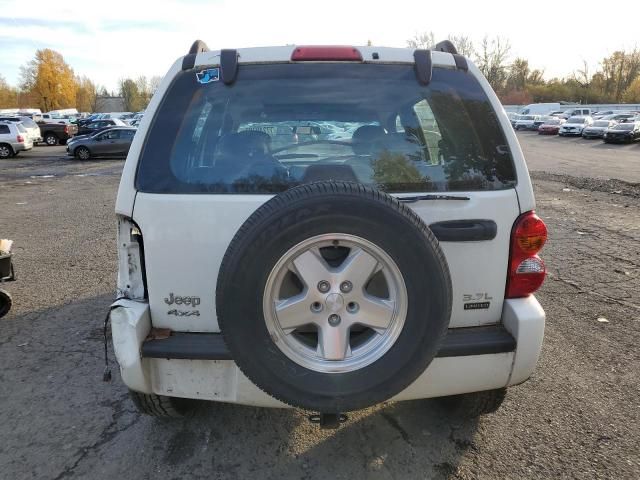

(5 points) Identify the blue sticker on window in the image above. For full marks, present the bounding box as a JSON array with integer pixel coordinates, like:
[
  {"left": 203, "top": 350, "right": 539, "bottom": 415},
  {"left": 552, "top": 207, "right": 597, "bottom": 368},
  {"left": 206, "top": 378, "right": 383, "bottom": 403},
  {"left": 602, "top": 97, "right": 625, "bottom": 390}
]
[{"left": 196, "top": 68, "right": 220, "bottom": 84}]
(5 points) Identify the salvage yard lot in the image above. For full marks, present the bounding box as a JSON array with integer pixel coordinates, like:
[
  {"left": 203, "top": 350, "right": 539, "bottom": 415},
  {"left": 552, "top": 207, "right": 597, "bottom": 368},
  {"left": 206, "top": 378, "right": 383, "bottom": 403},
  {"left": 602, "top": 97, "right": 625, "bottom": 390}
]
[{"left": 0, "top": 137, "right": 638, "bottom": 479}]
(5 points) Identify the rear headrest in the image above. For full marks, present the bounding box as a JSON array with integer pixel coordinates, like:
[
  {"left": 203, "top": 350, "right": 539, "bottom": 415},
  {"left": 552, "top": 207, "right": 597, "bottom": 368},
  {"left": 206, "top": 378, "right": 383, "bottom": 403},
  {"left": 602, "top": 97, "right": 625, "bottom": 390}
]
[
  {"left": 217, "top": 130, "right": 272, "bottom": 158},
  {"left": 352, "top": 125, "right": 386, "bottom": 155}
]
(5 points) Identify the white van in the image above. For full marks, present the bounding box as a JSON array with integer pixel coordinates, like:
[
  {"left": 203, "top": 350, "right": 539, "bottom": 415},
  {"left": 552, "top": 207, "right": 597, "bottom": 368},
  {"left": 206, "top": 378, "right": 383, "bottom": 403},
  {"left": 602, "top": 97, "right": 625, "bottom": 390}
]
[{"left": 519, "top": 103, "right": 563, "bottom": 116}]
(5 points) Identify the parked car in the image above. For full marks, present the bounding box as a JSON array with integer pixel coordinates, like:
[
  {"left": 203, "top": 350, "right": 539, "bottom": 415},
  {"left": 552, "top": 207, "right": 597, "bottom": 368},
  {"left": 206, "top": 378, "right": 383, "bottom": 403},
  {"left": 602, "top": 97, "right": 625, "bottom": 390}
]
[
  {"left": 532, "top": 115, "right": 552, "bottom": 130},
  {"left": 514, "top": 115, "right": 540, "bottom": 131},
  {"left": 603, "top": 122, "right": 640, "bottom": 144},
  {"left": 0, "top": 116, "right": 42, "bottom": 143},
  {"left": 0, "top": 121, "right": 33, "bottom": 158},
  {"left": 107, "top": 41, "right": 547, "bottom": 422},
  {"left": 582, "top": 120, "right": 616, "bottom": 139},
  {"left": 558, "top": 116, "right": 593, "bottom": 136},
  {"left": 592, "top": 110, "right": 615, "bottom": 119},
  {"left": 508, "top": 113, "right": 521, "bottom": 127},
  {"left": 37, "top": 113, "right": 73, "bottom": 124},
  {"left": 75, "top": 114, "right": 101, "bottom": 126},
  {"left": 601, "top": 113, "right": 636, "bottom": 123},
  {"left": 537, "top": 118, "right": 565, "bottom": 135},
  {"left": 66, "top": 127, "right": 136, "bottom": 160},
  {"left": 77, "top": 118, "right": 126, "bottom": 135},
  {"left": 37, "top": 121, "right": 78, "bottom": 146},
  {"left": 560, "top": 108, "right": 591, "bottom": 119}
]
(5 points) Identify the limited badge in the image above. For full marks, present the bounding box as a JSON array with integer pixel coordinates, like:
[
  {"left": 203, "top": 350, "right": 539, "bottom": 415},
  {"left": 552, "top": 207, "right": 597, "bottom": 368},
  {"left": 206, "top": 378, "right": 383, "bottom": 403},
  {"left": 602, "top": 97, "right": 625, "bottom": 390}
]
[
  {"left": 463, "top": 293, "right": 492, "bottom": 310},
  {"left": 196, "top": 68, "right": 220, "bottom": 84},
  {"left": 464, "top": 302, "right": 490, "bottom": 310}
]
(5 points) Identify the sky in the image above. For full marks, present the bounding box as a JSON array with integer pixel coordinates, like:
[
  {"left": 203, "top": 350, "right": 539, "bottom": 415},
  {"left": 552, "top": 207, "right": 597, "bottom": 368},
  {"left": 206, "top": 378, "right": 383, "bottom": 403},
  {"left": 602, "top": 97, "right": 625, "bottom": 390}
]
[{"left": 1, "top": 0, "right": 639, "bottom": 92}]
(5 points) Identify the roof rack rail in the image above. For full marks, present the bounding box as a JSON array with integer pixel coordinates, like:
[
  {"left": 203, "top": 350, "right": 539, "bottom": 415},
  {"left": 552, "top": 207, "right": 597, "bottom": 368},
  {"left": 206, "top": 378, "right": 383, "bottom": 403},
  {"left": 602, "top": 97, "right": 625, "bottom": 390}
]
[
  {"left": 430, "top": 40, "right": 468, "bottom": 71},
  {"left": 182, "top": 40, "right": 210, "bottom": 71},
  {"left": 432, "top": 40, "right": 458, "bottom": 55},
  {"left": 189, "top": 40, "right": 210, "bottom": 55},
  {"left": 413, "top": 50, "right": 432, "bottom": 86}
]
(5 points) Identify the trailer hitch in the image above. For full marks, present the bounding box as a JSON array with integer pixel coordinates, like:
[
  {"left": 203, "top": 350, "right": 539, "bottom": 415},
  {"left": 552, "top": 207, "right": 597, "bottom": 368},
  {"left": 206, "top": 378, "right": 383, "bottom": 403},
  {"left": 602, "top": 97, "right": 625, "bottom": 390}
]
[{"left": 308, "top": 413, "right": 348, "bottom": 429}]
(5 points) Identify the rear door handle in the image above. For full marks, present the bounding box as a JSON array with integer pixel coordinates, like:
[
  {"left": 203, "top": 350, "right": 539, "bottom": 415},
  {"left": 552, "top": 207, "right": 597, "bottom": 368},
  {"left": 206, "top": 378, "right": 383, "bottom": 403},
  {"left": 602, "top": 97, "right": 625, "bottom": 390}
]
[{"left": 429, "top": 220, "right": 497, "bottom": 242}]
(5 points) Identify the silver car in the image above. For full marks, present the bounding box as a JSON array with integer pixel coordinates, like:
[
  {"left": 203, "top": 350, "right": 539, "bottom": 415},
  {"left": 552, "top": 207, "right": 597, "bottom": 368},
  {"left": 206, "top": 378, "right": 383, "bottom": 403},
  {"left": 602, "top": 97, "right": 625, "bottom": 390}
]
[
  {"left": 582, "top": 120, "right": 617, "bottom": 139},
  {"left": 0, "top": 121, "right": 34, "bottom": 158},
  {"left": 66, "top": 127, "right": 136, "bottom": 160}
]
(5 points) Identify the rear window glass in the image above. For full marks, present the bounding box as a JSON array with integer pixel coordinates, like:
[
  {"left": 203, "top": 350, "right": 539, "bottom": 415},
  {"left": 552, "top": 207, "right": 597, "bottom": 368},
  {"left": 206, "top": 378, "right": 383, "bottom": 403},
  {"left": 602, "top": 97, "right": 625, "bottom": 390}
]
[
  {"left": 136, "top": 64, "right": 516, "bottom": 194},
  {"left": 19, "top": 117, "right": 37, "bottom": 128}
]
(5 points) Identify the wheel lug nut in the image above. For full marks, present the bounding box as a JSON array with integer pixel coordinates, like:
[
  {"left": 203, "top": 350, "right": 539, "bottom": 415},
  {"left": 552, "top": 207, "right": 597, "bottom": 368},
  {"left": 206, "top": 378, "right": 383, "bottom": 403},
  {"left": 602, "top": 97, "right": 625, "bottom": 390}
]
[
  {"left": 340, "top": 281, "right": 353, "bottom": 293},
  {"left": 317, "top": 280, "right": 331, "bottom": 293},
  {"left": 347, "top": 302, "right": 359, "bottom": 313},
  {"left": 328, "top": 314, "right": 341, "bottom": 326},
  {"left": 310, "top": 302, "right": 323, "bottom": 313}
]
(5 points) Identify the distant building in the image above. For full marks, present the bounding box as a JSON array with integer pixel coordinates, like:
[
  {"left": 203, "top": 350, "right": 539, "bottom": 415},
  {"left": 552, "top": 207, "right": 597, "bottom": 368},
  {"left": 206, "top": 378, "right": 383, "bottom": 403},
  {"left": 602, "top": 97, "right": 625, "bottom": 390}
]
[{"left": 95, "top": 96, "right": 125, "bottom": 113}]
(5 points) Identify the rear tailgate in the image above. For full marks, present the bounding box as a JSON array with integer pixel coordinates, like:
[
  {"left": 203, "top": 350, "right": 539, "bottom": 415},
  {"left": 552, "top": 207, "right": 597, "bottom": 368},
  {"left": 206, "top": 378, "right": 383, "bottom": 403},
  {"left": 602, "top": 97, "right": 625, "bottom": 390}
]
[
  {"left": 133, "top": 189, "right": 518, "bottom": 331},
  {"left": 406, "top": 190, "right": 519, "bottom": 326}
]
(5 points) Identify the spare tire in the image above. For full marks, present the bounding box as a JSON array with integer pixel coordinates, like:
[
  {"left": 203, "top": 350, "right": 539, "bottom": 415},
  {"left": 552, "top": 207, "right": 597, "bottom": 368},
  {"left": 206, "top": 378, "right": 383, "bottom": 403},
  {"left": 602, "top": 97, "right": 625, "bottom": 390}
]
[{"left": 216, "top": 182, "right": 451, "bottom": 412}]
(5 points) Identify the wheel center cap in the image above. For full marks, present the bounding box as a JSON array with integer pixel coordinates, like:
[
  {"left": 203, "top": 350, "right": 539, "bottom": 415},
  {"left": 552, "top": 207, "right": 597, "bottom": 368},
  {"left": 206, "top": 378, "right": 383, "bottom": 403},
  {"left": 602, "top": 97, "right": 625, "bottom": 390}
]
[{"left": 325, "top": 293, "right": 344, "bottom": 313}]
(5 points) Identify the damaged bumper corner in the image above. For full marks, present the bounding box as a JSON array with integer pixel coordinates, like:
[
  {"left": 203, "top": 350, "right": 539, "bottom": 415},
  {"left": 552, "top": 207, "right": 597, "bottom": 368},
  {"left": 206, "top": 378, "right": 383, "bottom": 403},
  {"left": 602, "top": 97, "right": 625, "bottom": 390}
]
[{"left": 110, "top": 298, "right": 153, "bottom": 394}]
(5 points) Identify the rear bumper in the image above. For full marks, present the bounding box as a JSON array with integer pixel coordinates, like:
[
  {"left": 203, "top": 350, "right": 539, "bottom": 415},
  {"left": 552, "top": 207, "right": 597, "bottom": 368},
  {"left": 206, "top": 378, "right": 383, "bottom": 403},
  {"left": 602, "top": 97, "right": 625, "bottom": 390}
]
[
  {"left": 110, "top": 296, "right": 545, "bottom": 407},
  {"left": 13, "top": 142, "right": 33, "bottom": 152}
]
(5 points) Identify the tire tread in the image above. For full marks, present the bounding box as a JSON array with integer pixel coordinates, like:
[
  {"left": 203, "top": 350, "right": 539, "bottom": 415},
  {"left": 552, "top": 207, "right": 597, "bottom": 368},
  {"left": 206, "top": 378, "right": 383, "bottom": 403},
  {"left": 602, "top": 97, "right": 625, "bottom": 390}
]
[{"left": 216, "top": 182, "right": 452, "bottom": 412}]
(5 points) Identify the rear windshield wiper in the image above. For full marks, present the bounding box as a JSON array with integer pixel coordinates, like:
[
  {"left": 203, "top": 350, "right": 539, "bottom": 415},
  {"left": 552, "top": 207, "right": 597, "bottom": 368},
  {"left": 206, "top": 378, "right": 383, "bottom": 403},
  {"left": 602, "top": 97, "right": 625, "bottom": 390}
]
[{"left": 396, "top": 194, "right": 471, "bottom": 203}]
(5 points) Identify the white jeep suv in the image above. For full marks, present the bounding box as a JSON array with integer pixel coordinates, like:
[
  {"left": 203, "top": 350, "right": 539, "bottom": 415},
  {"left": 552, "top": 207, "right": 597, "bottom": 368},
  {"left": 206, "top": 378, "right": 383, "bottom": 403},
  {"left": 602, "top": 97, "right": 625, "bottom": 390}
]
[{"left": 109, "top": 40, "right": 547, "bottom": 424}]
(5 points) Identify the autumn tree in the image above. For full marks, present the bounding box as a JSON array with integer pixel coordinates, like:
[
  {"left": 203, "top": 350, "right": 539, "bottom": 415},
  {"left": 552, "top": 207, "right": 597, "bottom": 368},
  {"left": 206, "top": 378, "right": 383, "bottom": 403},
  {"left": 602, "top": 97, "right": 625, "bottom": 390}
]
[
  {"left": 475, "top": 36, "right": 511, "bottom": 93},
  {"left": 119, "top": 78, "right": 143, "bottom": 111},
  {"left": 407, "top": 32, "right": 474, "bottom": 57},
  {"left": 75, "top": 76, "right": 98, "bottom": 112},
  {"left": 20, "top": 49, "right": 76, "bottom": 111},
  {"left": 447, "top": 35, "right": 475, "bottom": 57},
  {"left": 623, "top": 77, "right": 640, "bottom": 102},
  {"left": 407, "top": 31, "right": 436, "bottom": 50},
  {"left": 601, "top": 49, "right": 640, "bottom": 101},
  {"left": 0, "top": 74, "right": 19, "bottom": 108}
]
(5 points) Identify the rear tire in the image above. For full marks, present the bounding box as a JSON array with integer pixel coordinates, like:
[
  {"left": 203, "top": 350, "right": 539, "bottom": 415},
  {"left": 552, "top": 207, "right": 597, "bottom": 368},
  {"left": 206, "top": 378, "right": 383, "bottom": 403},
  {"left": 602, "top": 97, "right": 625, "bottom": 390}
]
[
  {"left": 0, "top": 289, "right": 12, "bottom": 318},
  {"left": 0, "top": 144, "right": 13, "bottom": 159},
  {"left": 44, "top": 133, "right": 58, "bottom": 146},
  {"left": 75, "top": 146, "right": 91, "bottom": 160},
  {"left": 129, "top": 390, "right": 198, "bottom": 417},
  {"left": 437, "top": 388, "right": 507, "bottom": 418}
]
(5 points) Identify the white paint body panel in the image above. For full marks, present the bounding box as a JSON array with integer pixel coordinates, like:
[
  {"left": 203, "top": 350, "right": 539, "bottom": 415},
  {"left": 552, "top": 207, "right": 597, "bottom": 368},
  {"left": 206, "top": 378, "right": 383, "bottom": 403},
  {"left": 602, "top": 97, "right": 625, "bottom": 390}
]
[
  {"left": 110, "top": 297, "right": 542, "bottom": 406},
  {"left": 135, "top": 189, "right": 519, "bottom": 331}
]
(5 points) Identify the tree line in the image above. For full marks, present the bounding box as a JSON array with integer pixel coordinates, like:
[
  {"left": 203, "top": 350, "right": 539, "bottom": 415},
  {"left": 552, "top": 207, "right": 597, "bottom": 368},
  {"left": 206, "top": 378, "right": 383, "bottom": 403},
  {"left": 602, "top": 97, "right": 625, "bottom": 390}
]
[
  {"left": 0, "top": 49, "right": 161, "bottom": 112},
  {"left": 2, "top": 42, "right": 640, "bottom": 111},
  {"left": 409, "top": 32, "right": 640, "bottom": 104}
]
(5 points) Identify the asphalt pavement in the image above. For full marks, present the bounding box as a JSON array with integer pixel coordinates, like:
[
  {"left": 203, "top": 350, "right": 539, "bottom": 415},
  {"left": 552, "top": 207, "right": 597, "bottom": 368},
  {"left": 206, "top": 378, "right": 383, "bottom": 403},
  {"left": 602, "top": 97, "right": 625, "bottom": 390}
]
[{"left": 0, "top": 137, "right": 638, "bottom": 479}]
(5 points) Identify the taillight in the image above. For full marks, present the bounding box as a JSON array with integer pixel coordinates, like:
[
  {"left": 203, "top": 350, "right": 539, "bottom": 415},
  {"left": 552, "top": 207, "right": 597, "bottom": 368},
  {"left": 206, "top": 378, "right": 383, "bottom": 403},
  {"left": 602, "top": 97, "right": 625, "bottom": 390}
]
[
  {"left": 17, "top": 135, "right": 24, "bottom": 143},
  {"left": 64, "top": 125, "right": 69, "bottom": 134},
  {"left": 291, "top": 46, "right": 363, "bottom": 61},
  {"left": 506, "top": 211, "right": 547, "bottom": 298}
]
